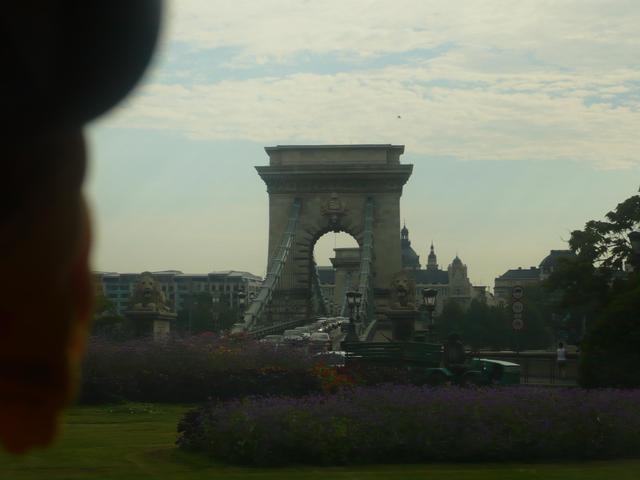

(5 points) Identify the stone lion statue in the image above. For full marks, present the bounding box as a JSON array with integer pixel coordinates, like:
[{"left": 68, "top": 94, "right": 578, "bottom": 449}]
[
  {"left": 129, "top": 272, "right": 171, "bottom": 313},
  {"left": 389, "top": 270, "right": 416, "bottom": 310}
]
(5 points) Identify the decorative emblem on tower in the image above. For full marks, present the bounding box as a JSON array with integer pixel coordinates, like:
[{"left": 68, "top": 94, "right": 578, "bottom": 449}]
[{"left": 321, "top": 193, "right": 348, "bottom": 229}]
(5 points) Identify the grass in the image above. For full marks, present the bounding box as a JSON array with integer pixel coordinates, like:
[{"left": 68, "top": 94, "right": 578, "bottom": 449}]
[{"left": 0, "top": 403, "right": 639, "bottom": 480}]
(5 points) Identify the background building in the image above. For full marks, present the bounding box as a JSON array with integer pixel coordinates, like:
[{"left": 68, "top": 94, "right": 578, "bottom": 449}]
[
  {"left": 402, "top": 227, "right": 487, "bottom": 313},
  {"left": 94, "top": 270, "right": 263, "bottom": 315},
  {"left": 316, "top": 225, "right": 492, "bottom": 316},
  {"left": 494, "top": 250, "right": 575, "bottom": 304}
]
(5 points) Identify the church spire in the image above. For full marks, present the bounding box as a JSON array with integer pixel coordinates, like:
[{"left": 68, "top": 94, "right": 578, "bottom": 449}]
[{"left": 427, "top": 241, "right": 438, "bottom": 270}]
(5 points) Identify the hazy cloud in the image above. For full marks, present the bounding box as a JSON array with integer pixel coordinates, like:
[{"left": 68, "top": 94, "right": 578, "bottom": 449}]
[{"left": 99, "top": 1, "right": 640, "bottom": 169}]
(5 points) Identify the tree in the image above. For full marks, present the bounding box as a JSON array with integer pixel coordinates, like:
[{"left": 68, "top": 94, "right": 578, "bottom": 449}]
[
  {"left": 545, "top": 190, "right": 640, "bottom": 387},
  {"left": 176, "top": 292, "right": 216, "bottom": 334},
  {"left": 545, "top": 192, "right": 640, "bottom": 330},
  {"left": 437, "top": 300, "right": 465, "bottom": 341},
  {"left": 91, "top": 294, "right": 132, "bottom": 340},
  {"left": 579, "top": 285, "right": 640, "bottom": 388},
  {"left": 435, "top": 295, "right": 551, "bottom": 352},
  {"left": 569, "top": 193, "right": 640, "bottom": 270}
]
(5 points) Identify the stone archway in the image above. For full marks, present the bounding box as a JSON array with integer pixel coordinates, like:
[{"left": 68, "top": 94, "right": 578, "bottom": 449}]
[{"left": 257, "top": 144, "right": 413, "bottom": 324}]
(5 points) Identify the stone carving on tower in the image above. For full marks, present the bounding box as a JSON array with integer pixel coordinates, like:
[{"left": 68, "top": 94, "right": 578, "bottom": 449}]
[
  {"left": 321, "top": 193, "right": 348, "bottom": 230},
  {"left": 126, "top": 272, "right": 176, "bottom": 340},
  {"left": 129, "top": 272, "right": 172, "bottom": 313},
  {"left": 389, "top": 270, "right": 417, "bottom": 310}
]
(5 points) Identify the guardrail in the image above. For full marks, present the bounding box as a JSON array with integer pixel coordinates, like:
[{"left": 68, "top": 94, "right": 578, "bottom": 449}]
[
  {"left": 474, "top": 351, "right": 579, "bottom": 385},
  {"left": 355, "top": 197, "right": 375, "bottom": 335},
  {"left": 233, "top": 198, "right": 301, "bottom": 333}
]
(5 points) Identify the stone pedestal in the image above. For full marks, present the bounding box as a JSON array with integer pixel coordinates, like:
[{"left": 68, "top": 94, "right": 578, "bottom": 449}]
[
  {"left": 125, "top": 310, "right": 177, "bottom": 341},
  {"left": 387, "top": 309, "right": 418, "bottom": 342}
]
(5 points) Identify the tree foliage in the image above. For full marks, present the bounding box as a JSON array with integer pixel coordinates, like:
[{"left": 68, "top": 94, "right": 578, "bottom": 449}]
[
  {"left": 91, "top": 294, "right": 132, "bottom": 340},
  {"left": 579, "top": 285, "right": 640, "bottom": 388},
  {"left": 175, "top": 292, "right": 241, "bottom": 334},
  {"left": 544, "top": 190, "right": 640, "bottom": 387},
  {"left": 437, "top": 297, "right": 549, "bottom": 351},
  {"left": 568, "top": 193, "right": 640, "bottom": 270}
]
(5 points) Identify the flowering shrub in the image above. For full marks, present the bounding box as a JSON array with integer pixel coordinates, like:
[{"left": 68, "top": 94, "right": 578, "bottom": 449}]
[
  {"left": 79, "top": 336, "right": 321, "bottom": 403},
  {"left": 177, "top": 385, "right": 640, "bottom": 466},
  {"left": 312, "top": 364, "right": 356, "bottom": 393}
]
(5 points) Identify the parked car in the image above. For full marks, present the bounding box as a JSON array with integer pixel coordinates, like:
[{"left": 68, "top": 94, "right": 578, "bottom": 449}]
[
  {"left": 310, "top": 320, "right": 326, "bottom": 331},
  {"left": 259, "top": 334, "right": 282, "bottom": 345},
  {"left": 314, "top": 350, "right": 347, "bottom": 367},
  {"left": 310, "top": 332, "right": 330, "bottom": 343},
  {"left": 293, "top": 326, "right": 312, "bottom": 339},
  {"left": 283, "top": 329, "right": 303, "bottom": 342}
]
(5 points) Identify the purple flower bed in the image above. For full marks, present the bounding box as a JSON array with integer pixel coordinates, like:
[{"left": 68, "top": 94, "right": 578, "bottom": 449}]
[
  {"left": 79, "top": 336, "right": 321, "bottom": 403},
  {"left": 177, "top": 385, "right": 640, "bottom": 466}
]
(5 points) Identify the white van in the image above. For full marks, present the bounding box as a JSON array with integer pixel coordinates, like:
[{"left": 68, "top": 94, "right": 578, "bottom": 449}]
[
  {"left": 283, "top": 329, "right": 303, "bottom": 341},
  {"left": 310, "top": 332, "right": 330, "bottom": 343}
]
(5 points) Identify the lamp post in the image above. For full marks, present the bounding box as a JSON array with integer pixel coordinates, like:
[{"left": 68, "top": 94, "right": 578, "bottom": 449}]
[
  {"left": 422, "top": 288, "right": 438, "bottom": 343},
  {"left": 354, "top": 291, "right": 363, "bottom": 322},
  {"left": 629, "top": 231, "right": 640, "bottom": 271},
  {"left": 237, "top": 291, "right": 246, "bottom": 324},
  {"left": 344, "top": 290, "right": 360, "bottom": 343},
  {"left": 211, "top": 293, "right": 220, "bottom": 333}
]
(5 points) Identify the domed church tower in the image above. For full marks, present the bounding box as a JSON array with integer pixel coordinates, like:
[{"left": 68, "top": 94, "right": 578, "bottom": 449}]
[{"left": 400, "top": 224, "right": 421, "bottom": 270}]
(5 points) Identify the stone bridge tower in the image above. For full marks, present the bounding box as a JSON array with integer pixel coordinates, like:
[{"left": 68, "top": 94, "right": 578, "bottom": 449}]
[{"left": 257, "top": 144, "right": 413, "bottom": 324}]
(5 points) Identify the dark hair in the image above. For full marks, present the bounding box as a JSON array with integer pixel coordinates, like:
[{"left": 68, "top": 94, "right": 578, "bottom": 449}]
[
  {"left": 1, "top": 131, "right": 85, "bottom": 229},
  {"left": 558, "top": 342, "right": 564, "bottom": 348},
  {"left": 1, "top": 2, "right": 162, "bottom": 132}
]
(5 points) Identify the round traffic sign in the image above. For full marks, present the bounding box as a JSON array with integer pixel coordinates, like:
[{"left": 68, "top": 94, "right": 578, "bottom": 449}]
[
  {"left": 512, "top": 286, "right": 524, "bottom": 299},
  {"left": 512, "top": 301, "right": 524, "bottom": 314},
  {"left": 512, "top": 318, "right": 524, "bottom": 330}
]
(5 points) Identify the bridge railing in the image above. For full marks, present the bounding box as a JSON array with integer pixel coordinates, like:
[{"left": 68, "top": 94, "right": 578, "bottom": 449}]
[
  {"left": 232, "top": 198, "right": 301, "bottom": 333},
  {"left": 355, "top": 197, "right": 375, "bottom": 334},
  {"left": 311, "top": 259, "right": 329, "bottom": 316},
  {"left": 339, "top": 271, "right": 351, "bottom": 318}
]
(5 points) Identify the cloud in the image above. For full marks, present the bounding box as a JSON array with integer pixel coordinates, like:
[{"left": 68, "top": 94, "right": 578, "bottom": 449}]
[
  {"left": 104, "top": 53, "right": 640, "bottom": 168},
  {"left": 166, "top": 0, "right": 640, "bottom": 69},
  {"left": 97, "top": 1, "right": 640, "bottom": 169}
]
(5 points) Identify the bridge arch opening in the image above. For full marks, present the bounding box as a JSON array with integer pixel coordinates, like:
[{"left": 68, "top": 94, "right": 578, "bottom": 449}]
[{"left": 313, "top": 231, "right": 360, "bottom": 316}]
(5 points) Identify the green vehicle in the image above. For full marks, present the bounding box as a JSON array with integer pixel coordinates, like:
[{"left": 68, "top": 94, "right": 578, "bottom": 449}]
[
  {"left": 343, "top": 335, "right": 521, "bottom": 386},
  {"left": 467, "top": 358, "right": 521, "bottom": 386}
]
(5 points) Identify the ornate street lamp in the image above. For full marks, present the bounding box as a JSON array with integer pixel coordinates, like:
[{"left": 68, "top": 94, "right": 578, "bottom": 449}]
[
  {"left": 353, "top": 291, "right": 363, "bottom": 321},
  {"left": 344, "top": 290, "right": 360, "bottom": 343},
  {"left": 237, "top": 291, "right": 246, "bottom": 323},
  {"left": 211, "top": 293, "right": 220, "bottom": 333},
  {"left": 422, "top": 288, "right": 438, "bottom": 343}
]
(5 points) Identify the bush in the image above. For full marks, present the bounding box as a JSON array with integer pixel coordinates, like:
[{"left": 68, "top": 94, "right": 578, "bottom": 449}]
[
  {"left": 177, "top": 385, "right": 640, "bottom": 466},
  {"left": 78, "top": 336, "right": 321, "bottom": 403},
  {"left": 579, "top": 285, "right": 640, "bottom": 388}
]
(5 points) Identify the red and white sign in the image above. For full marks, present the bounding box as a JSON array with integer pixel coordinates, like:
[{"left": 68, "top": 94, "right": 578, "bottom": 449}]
[
  {"left": 512, "top": 301, "right": 524, "bottom": 314},
  {"left": 512, "top": 285, "right": 524, "bottom": 300}
]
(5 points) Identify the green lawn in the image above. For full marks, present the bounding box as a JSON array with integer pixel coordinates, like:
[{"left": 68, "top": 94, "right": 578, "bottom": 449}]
[{"left": 1, "top": 404, "right": 639, "bottom": 480}]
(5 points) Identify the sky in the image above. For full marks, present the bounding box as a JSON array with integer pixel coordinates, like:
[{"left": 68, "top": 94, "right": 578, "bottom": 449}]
[{"left": 87, "top": 0, "right": 640, "bottom": 287}]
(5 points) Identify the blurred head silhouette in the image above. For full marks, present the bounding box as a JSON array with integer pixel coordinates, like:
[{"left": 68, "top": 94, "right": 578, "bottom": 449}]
[{"left": 0, "top": 1, "right": 162, "bottom": 453}]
